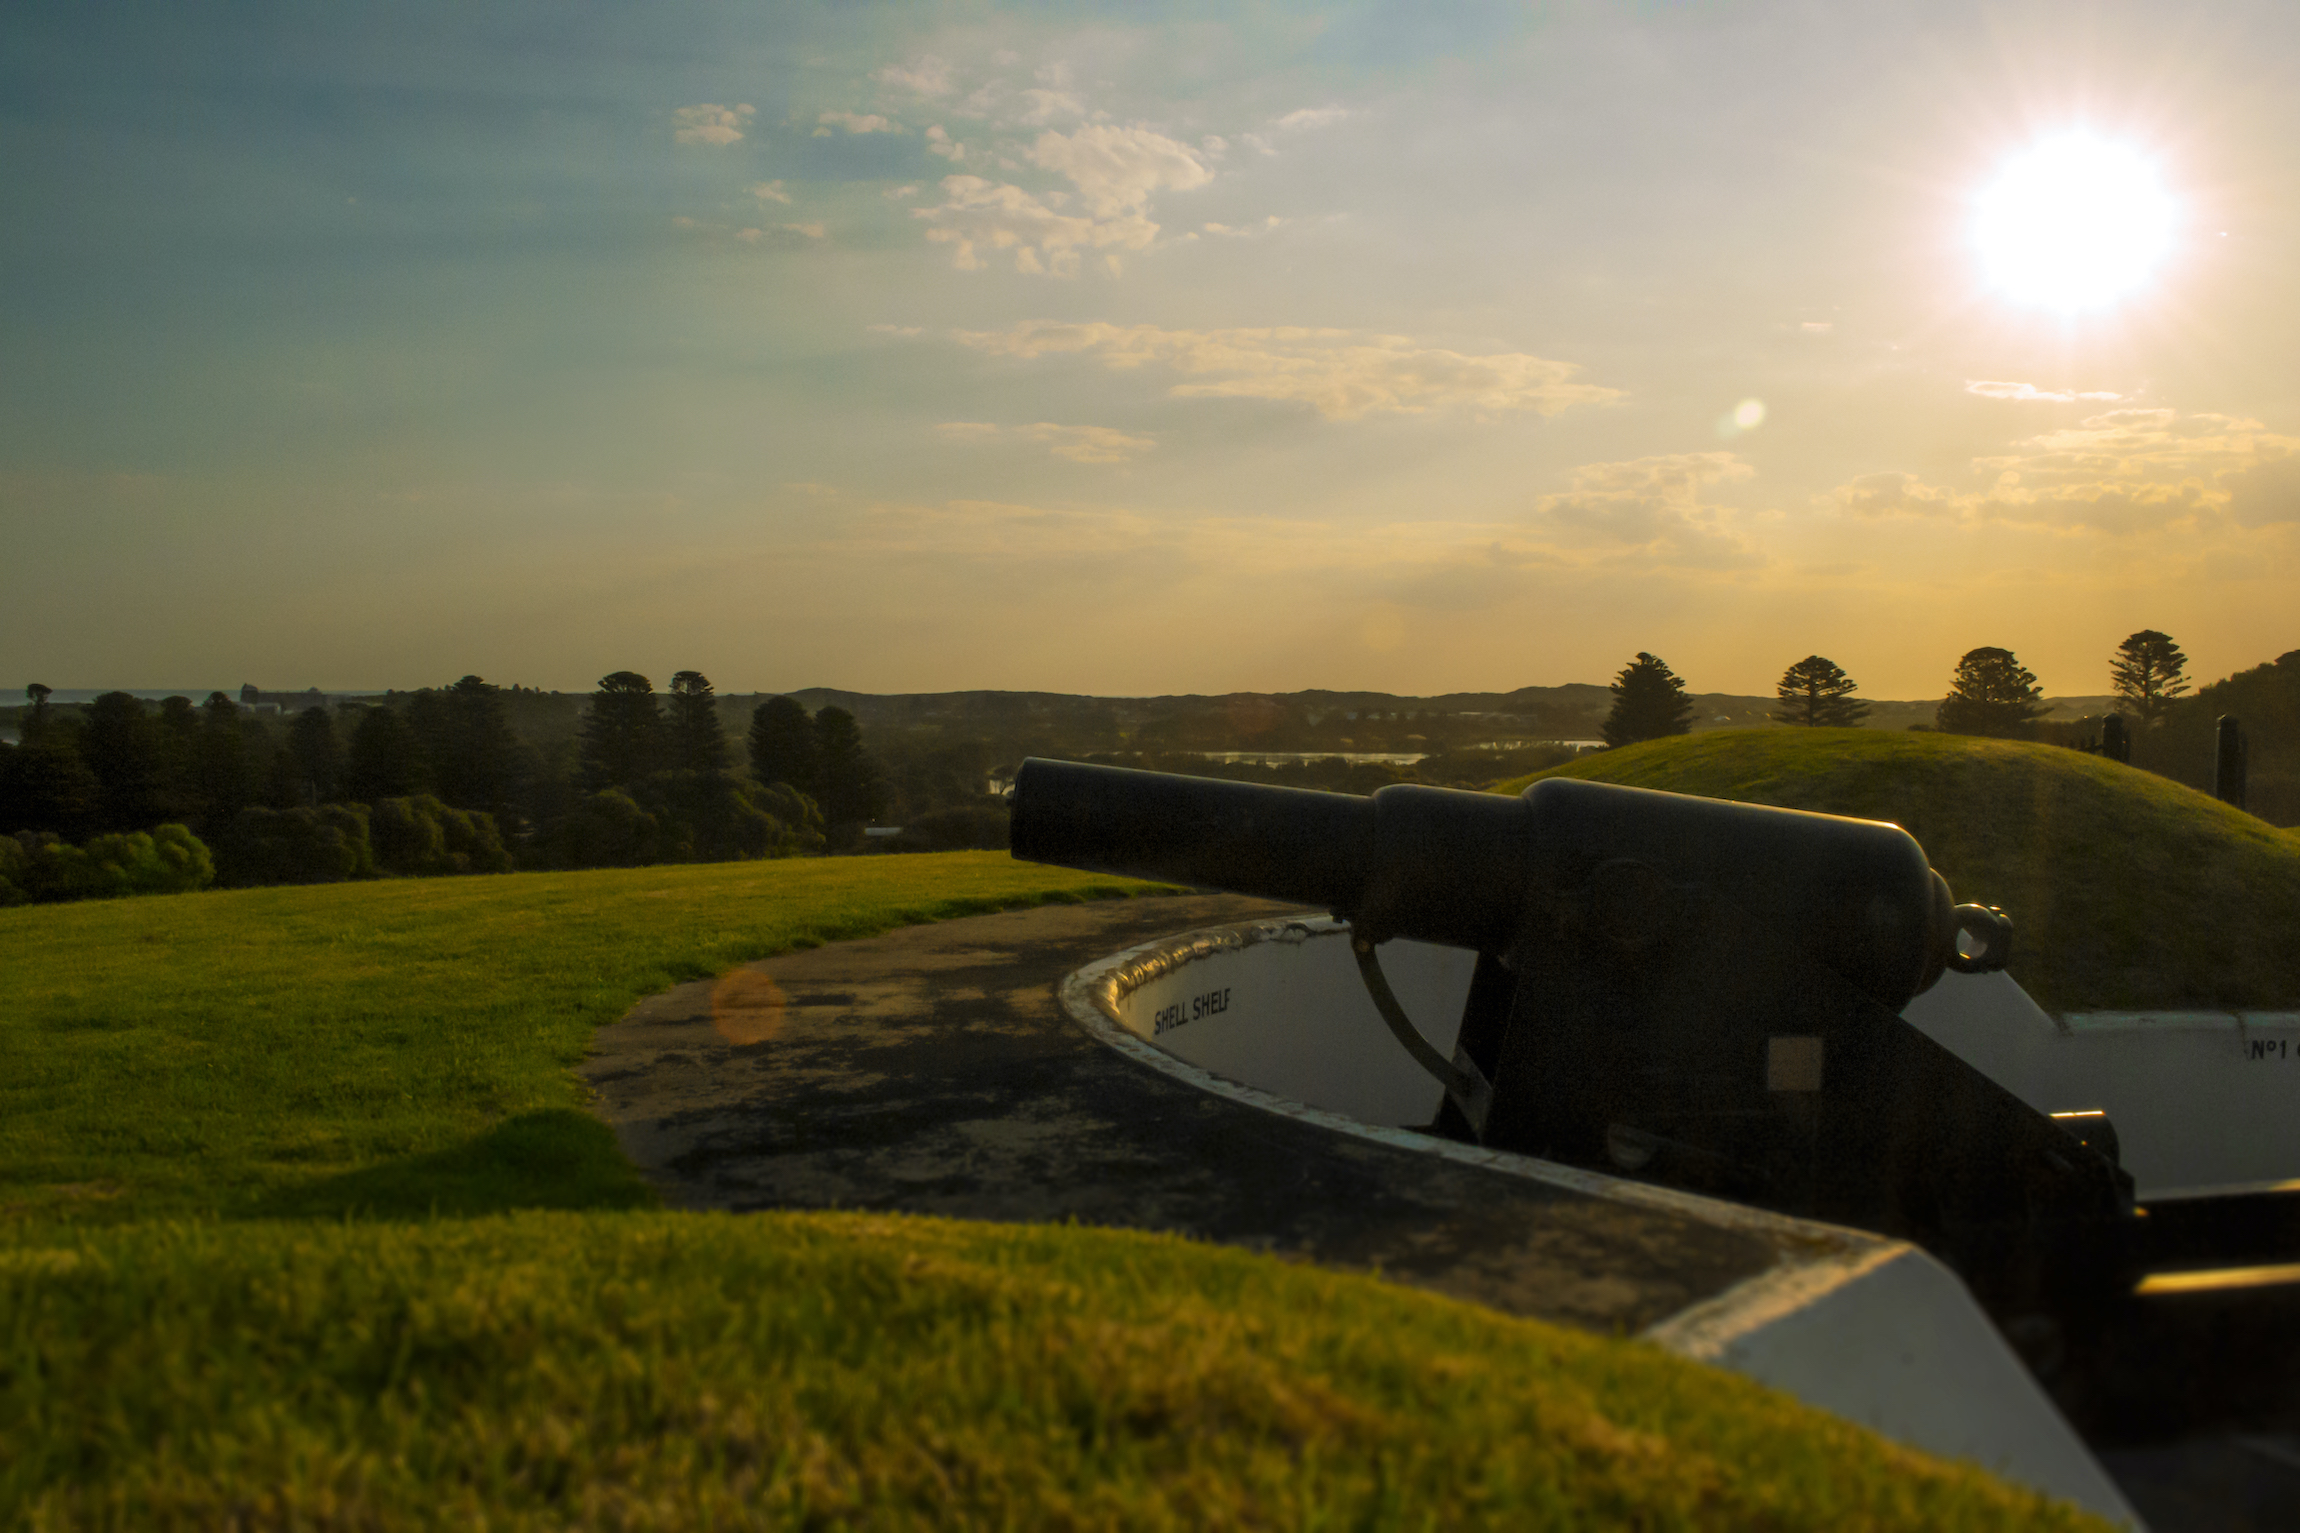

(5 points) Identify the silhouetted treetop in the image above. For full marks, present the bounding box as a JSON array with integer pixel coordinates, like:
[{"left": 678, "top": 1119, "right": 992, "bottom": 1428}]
[
  {"left": 344, "top": 705, "right": 430, "bottom": 801},
  {"left": 1602, "top": 653, "right": 1694, "bottom": 748},
  {"left": 668, "top": 670, "right": 729, "bottom": 777},
  {"left": 1936, "top": 647, "right": 2049, "bottom": 738},
  {"left": 812, "top": 705, "right": 887, "bottom": 827},
  {"left": 748, "top": 696, "right": 819, "bottom": 797},
  {"left": 1773, "top": 656, "right": 1869, "bottom": 728},
  {"left": 579, "top": 671, "right": 663, "bottom": 792},
  {"left": 2110, "top": 630, "right": 2189, "bottom": 729}
]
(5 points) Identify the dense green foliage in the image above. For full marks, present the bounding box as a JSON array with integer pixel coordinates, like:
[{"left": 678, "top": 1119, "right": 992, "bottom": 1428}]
[
  {"left": 811, "top": 704, "right": 889, "bottom": 829},
  {"left": 1, "top": 1213, "right": 2112, "bottom": 1530},
  {"left": 1502, "top": 729, "right": 2300, "bottom": 1012},
  {"left": 0, "top": 675, "right": 846, "bottom": 892},
  {"left": 0, "top": 826, "right": 212, "bottom": 906},
  {"left": 747, "top": 693, "right": 819, "bottom": 796}
]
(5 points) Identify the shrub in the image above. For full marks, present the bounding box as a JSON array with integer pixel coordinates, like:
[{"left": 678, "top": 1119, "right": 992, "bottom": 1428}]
[
  {"left": 550, "top": 788, "right": 664, "bottom": 868},
  {"left": 747, "top": 781, "right": 827, "bottom": 855},
  {"left": 215, "top": 804, "right": 375, "bottom": 887},
  {"left": 0, "top": 824, "right": 216, "bottom": 904},
  {"left": 369, "top": 795, "right": 513, "bottom": 876},
  {"left": 675, "top": 776, "right": 826, "bottom": 861}
]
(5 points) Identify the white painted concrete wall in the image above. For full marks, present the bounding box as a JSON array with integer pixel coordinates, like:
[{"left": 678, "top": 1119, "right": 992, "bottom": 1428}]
[
  {"left": 1113, "top": 920, "right": 1473, "bottom": 1127},
  {"left": 1903, "top": 971, "right": 2300, "bottom": 1199},
  {"left": 1649, "top": 1246, "right": 2140, "bottom": 1525}
]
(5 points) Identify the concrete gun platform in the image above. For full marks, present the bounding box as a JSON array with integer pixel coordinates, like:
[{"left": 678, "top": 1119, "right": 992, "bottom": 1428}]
[
  {"left": 579, "top": 893, "right": 1779, "bottom": 1334},
  {"left": 582, "top": 893, "right": 2169, "bottom": 1524}
]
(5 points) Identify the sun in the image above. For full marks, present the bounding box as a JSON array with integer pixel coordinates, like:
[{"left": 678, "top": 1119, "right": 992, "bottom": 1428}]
[{"left": 1972, "top": 135, "right": 2176, "bottom": 308}]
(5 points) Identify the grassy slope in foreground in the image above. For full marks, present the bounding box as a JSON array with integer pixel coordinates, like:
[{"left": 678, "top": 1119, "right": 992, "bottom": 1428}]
[
  {"left": 1500, "top": 728, "right": 2300, "bottom": 1014},
  {"left": 0, "top": 853, "right": 1164, "bottom": 1226},
  {"left": 2, "top": 1212, "right": 2114, "bottom": 1531}
]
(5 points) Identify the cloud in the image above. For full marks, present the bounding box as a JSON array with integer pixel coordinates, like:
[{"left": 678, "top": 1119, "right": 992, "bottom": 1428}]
[
  {"left": 680, "top": 216, "right": 821, "bottom": 246},
  {"left": 884, "top": 183, "right": 921, "bottom": 199},
  {"left": 1965, "top": 380, "right": 2124, "bottom": 403},
  {"left": 1019, "top": 88, "right": 1085, "bottom": 125},
  {"left": 748, "top": 180, "right": 791, "bottom": 204},
  {"left": 1831, "top": 471, "right": 1961, "bottom": 518},
  {"left": 813, "top": 497, "right": 1708, "bottom": 600},
  {"left": 1829, "top": 408, "right": 2300, "bottom": 532},
  {"left": 1202, "top": 217, "right": 1283, "bottom": 238},
  {"left": 815, "top": 110, "right": 901, "bottom": 136},
  {"left": 1531, "top": 453, "right": 1762, "bottom": 568},
  {"left": 1799, "top": 321, "right": 1832, "bottom": 334},
  {"left": 866, "top": 323, "right": 924, "bottom": 337},
  {"left": 1025, "top": 125, "right": 1212, "bottom": 218},
  {"left": 926, "top": 125, "right": 964, "bottom": 161},
  {"left": 935, "top": 421, "right": 1157, "bottom": 463},
  {"left": 1201, "top": 135, "right": 1228, "bottom": 159},
  {"left": 2224, "top": 455, "right": 2300, "bottom": 526},
  {"left": 915, "top": 177, "right": 1147, "bottom": 276},
  {"left": 874, "top": 55, "right": 953, "bottom": 96},
  {"left": 1275, "top": 106, "right": 1348, "bottom": 131},
  {"left": 911, "top": 127, "right": 1213, "bottom": 277},
  {"left": 835, "top": 499, "right": 1169, "bottom": 562},
  {"left": 672, "top": 104, "right": 754, "bottom": 145},
  {"left": 948, "top": 321, "right": 1622, "bottom": 421}
]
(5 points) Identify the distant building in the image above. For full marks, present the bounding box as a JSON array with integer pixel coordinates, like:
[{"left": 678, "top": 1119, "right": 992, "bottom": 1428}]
[{"left": 240, "top": 683, "right": 260, "bottom": 706}]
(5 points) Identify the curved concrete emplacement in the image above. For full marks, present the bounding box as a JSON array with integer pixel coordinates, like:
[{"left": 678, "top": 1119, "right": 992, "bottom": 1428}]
[
  {"left": 1074, "top": 914, "right": 2137, "bottom": 1528},
  {"left": 582, "top": 897, "right": 2135, "bottom": 1529}
]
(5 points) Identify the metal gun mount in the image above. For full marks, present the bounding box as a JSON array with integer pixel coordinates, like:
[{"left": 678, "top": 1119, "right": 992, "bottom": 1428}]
[{"left": 1011, "top": 757, "right": 2137, "bottom": 1310}]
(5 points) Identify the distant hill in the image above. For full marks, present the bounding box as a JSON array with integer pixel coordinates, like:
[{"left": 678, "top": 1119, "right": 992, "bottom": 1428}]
[{"left": 1497, "top": 729, "right": 2300, "bottom": 1014}]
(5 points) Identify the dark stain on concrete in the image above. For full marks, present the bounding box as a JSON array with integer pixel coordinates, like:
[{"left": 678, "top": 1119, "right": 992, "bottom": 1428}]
[{"left": 582, "top": 894, "right": 1775, "bottom": 1334}]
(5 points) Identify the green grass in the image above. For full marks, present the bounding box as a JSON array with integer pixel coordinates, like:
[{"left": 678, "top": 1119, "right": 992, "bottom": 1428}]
[
  {"left": 0, "top": 854, "right": 1162, "bottom": 1226},
  {"left": 3, "top": 1212, "right": 2112, "bottom": 1530},
  {"left": 1500, "top": 728, "right": 2300, "bottom": 1013},
  {"left": 0, "top": 850, "right": 2123, "bottom": 1528}
]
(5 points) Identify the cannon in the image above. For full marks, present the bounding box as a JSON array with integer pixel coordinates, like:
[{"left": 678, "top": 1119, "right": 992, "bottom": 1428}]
[{"left": 1011, "top": 758, "right": 2138, "bottom": 1311}]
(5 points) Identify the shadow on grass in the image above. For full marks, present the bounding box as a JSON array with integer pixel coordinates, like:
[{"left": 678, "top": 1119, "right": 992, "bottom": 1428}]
[{"left": 250, "top": 1110, "right": 659, "bottom": 1221}]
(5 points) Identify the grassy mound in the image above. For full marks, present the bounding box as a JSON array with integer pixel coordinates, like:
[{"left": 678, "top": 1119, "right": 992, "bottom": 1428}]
[
  {"left": 2, "top": 1211, "right": 2112, "bottom": 1530},
  {"left": 1499, "top": 729, "right": 2300, "bottom": 1013},
  {"left": 0, "top": 853, "right": 1164, "bottom": 1227},
  {"left": 0, "top": 847, "right": 2121, "bottom": 1527}
]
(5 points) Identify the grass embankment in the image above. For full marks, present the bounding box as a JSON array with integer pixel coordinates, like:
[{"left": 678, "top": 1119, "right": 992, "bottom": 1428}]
[
  {"left": 0, "top": 854, "right": 1157, "bottom": 1226},
  {"left": 0, "top": 852, "right": 2118, "bottom": 1528},
  {"left": 5, "top": 1213, "right": 2108, "bottom": 1529},
  {"left": 1500, "top": 728, "right": 2300, "bottom": 1013}
]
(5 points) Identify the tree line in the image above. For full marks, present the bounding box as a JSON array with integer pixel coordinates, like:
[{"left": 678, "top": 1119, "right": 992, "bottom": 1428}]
[
  {"left": 0, "top": 672, "right": 896, "bottom": 902},
  {"left": 1598, "top": 631, "right": 2198, "bottom": 749}
]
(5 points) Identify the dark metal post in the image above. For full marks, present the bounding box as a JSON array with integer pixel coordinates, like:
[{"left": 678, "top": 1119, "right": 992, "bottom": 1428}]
[
  {"left": 2215, "top": 716, "right": 2248, "bottom": 810},
  {"left": 2101, "top": 714, "right": 2129, "bottom": 764}
]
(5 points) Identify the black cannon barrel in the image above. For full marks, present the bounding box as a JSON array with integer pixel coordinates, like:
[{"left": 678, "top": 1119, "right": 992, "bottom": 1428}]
[
  {"left": 1010, "top": 758, "right": 1378, "bottom": 913},
  {"left": 1012, "top": 757, "right": 1964, "bottom": 1011}
]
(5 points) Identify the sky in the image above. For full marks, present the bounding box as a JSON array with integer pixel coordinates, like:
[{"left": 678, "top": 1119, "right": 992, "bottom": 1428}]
[{"left": 6, "top": 0, "right": 2299, "bottom": 699}]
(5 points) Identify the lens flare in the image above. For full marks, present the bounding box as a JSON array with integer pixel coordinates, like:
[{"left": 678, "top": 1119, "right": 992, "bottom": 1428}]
[
  {"left": 1973, "top": 135, "right": 2175, "bottom": 308},
  {"left": 1716, "top": 398, "right": 1765, "bottom": 439}
]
